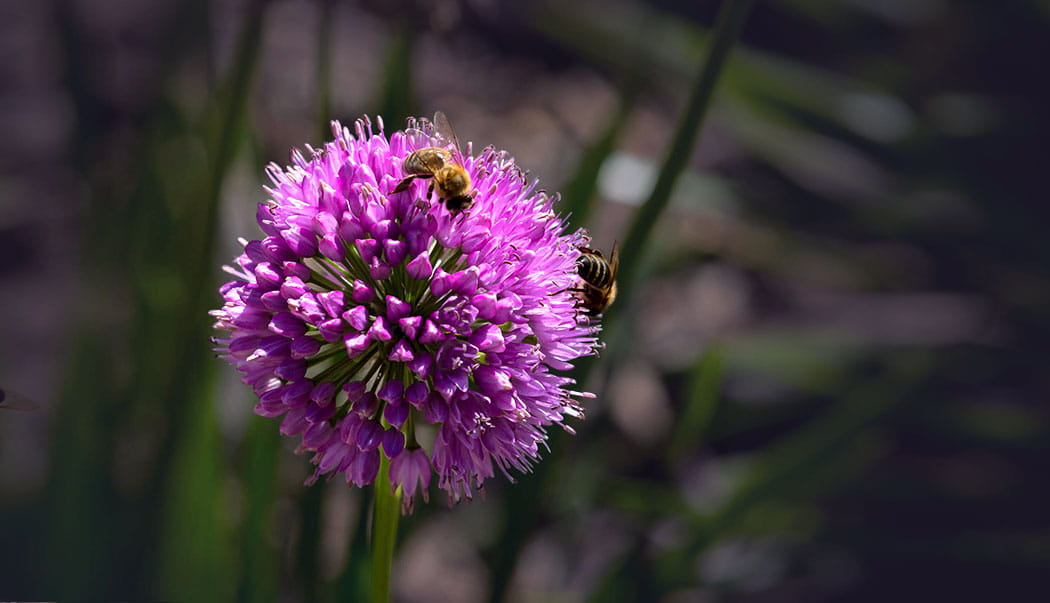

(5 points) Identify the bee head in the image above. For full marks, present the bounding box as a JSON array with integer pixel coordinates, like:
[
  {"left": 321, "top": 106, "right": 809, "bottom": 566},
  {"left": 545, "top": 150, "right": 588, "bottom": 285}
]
[{"left": 445, "top": 194, "right": 475, "bottom": 213}]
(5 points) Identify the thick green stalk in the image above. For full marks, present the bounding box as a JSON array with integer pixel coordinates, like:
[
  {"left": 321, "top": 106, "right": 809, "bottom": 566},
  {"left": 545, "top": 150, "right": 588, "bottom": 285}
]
[{"left": 370, "top": 456, "right": 402, "bottom": 603}]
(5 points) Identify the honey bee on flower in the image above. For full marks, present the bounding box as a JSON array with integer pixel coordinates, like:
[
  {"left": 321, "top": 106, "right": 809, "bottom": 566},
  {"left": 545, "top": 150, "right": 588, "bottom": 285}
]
[{"left": 391, "top": 111, "right": 477, "bottom": 213}]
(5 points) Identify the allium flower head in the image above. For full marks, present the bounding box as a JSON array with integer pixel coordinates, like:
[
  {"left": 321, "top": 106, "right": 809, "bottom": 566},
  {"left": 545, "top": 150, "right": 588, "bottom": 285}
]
[{"left": 211, "top": 116, "right": 600, "bottom": 511}]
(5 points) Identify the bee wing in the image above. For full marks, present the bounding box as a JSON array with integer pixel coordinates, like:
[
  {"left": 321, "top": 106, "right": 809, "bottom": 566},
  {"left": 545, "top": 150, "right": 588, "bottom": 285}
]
[
  {"left": 432, "top": 111, "right": 465, "bottom": 163},
  {"left": 403, "top": 118, "right": 430, "bottom": 147},
  {"left": 0, "top": 388, "right": 39, "bottom": 411},
  {"left": 608, "top": 241, "right": 620, "bottom": 276}
]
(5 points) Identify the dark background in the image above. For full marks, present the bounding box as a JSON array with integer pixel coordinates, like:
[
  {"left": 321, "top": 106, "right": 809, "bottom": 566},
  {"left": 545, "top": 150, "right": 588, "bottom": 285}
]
[{"left": 1, "top": 0, "right": 1049, "bottom": 601}]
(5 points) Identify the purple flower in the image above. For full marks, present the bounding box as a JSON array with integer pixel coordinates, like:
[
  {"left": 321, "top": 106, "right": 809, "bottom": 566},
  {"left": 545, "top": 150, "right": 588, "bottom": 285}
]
[{"left": 211, "top": 116, "right": 600, "bottom": 511}]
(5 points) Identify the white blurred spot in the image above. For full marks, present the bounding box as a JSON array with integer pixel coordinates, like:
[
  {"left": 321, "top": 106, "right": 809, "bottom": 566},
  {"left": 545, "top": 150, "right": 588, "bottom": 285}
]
[
  {"left": 836, "top": 91, "right": 915, "bottom": 142},
  {"left": 598, "top": 152, "right": 657, "bottom": 206},
  {"left": 598, "top": 151, "right": 739, "bottom": 213}
]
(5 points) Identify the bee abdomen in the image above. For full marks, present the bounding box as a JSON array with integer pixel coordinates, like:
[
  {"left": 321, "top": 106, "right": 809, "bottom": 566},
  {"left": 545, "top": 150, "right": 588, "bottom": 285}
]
[{"left": 577, "top": 254, "right": 612, "bottom": 288}]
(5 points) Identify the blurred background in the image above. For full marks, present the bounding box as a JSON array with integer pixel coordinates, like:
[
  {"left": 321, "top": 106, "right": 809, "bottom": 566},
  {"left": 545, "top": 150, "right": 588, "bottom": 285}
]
[{"left": 2, "top": 0, "right": 1049, "bottom": 601}]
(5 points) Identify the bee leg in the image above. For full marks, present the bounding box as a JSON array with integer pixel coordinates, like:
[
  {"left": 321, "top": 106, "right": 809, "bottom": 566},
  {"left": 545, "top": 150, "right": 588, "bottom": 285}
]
[
  {"left": 392, "top": 175, "right": 416, "bottom": 194},
  {"left": 427, "top": 180, "right": 435, "bottom": 201}
]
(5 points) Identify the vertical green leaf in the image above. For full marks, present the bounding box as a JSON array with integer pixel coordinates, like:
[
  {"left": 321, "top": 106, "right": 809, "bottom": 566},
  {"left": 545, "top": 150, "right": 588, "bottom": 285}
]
[
  {"left": 47, "top": 1, "right": 214, "bottom": 594},
  {"left": 236, "top": 418, "right": 282, "bottom": 603},
  {"left": 375, "top": 25, "right": 417, "bottom": 126},
  {"left": 152, "top": 1, "right": 267, "bottom": 599},
  {"left": 43, "top": 334, "right": 116, "bottom": 599},
  {"left": 294, "top": 483, "right": 326, "bottom": 602},
  {"left": 155, "top": 379, "right": 235, "bottom": 603},
  {"left": 667, "top": 343, "right": 727, "bottom": 463},
  {"left": 333, "top": 488, "right": 372, "bottom": 603},
  {"left": 612, "top": 0, "right": 756, "bottom": 307}
]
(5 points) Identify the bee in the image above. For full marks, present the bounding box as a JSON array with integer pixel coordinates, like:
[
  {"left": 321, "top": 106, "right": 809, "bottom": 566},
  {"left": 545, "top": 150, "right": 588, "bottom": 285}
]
[
  {"left": 0, "top": 388, "right": 39, "bottom": 411},
  {"left": 572, "top": 242, "right": 619, "bottom": 316},
  {"left": 391, "top": 111, "right": 476, "bottom": 212}
]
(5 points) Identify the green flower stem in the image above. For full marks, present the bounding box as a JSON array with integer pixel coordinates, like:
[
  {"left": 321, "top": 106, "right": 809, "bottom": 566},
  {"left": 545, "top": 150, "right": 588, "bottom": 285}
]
[{"left": 370, "top": 455, "right": 402, "bottom": 603}]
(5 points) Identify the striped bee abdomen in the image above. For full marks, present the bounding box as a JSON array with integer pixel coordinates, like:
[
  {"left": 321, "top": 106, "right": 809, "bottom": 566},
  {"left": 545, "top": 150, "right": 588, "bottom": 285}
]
[
  {"left": 577, "top": 253, "right": 612, "bottom": 288},
  {"left": 571, "top": 243, "right": 619, "bottom": 316}
]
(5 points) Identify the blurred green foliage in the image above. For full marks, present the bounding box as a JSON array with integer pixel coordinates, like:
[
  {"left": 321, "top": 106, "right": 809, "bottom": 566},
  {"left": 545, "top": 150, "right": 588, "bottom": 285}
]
[{"left": 2, "top": 0, "right": 1049, "bottom": 602}]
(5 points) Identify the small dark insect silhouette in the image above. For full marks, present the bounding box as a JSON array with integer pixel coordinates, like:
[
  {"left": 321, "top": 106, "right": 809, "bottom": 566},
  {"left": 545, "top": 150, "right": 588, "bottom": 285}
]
[
  {"left": 0, "top": 388, "right": 39, "bottom": 411},
  {"left": 571, "top": 242, "right": 619, "bottom": 316}
]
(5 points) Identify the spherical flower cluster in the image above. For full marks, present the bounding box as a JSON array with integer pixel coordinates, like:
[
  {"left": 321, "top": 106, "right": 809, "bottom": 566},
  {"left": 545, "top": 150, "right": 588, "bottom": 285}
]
[{"left": 211, "top": 116, "right": 600, "bottom": 510}]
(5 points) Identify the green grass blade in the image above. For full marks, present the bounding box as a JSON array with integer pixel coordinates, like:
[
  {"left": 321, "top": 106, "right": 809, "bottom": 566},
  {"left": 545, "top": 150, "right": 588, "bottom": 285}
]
[
  {"left": 236, "top": 418, "right": 282, "bottom": 603},
  {"left": 188, "top": 0, "right": 266, "bottom": 291},
  {"left": 334, "top": 488, "right": 373, "bottom": 602},
  {"left": 375, "top": 25, "right": 417, "bottom": 126},
  {"left": 151, "top": 2, "right": 266, "bottom": 599},
  {"left": 43, "top": 334, "right": 116, "bottom": 599},
  {"left": 613, "top": 0, "right": 756, "bottom": 305},
  {"left": 294, "top": 483, "right": 326, "bottom": 602},
  {"left": 155, "top": 378, "right": 235, "bottom": 603},
  {"left": 667, "top": 343, "right": 727, "bottom": 464}
]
